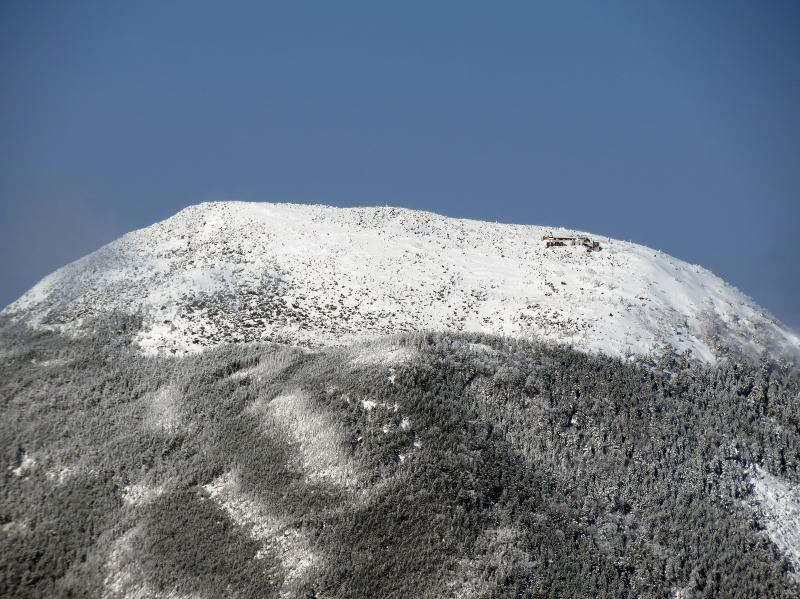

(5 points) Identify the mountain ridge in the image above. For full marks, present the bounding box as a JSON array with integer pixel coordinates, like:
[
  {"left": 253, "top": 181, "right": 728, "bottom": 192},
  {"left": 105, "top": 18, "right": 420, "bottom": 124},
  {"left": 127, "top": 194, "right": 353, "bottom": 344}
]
[{"left": 3, "top": 201, "right": 798, "bottom": 362}]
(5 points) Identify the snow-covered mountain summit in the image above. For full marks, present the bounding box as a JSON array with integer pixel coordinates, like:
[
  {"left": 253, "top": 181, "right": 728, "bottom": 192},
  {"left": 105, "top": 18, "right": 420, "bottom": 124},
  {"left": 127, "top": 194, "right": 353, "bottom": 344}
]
[{"left": 3, "top": 202, "right": 797, "bottom": 361}]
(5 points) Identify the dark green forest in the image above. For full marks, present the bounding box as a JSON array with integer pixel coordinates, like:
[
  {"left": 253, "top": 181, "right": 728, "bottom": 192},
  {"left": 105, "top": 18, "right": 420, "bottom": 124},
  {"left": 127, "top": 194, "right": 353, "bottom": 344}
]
[{"left": 1, "top": 314, "right": 799, "bottom": 598}]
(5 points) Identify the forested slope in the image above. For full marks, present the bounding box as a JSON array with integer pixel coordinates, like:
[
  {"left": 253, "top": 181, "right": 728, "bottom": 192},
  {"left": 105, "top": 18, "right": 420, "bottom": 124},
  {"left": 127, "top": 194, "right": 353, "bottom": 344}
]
[{"left": 1, "top": 315, "right": 799, "bottom": 598}]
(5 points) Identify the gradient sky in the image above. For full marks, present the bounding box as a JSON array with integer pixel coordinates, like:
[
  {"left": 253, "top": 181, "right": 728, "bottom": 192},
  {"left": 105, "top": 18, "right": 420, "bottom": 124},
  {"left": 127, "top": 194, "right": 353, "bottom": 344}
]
[{"left": 1, "top": 1, "right": 798, "bottom": 330}]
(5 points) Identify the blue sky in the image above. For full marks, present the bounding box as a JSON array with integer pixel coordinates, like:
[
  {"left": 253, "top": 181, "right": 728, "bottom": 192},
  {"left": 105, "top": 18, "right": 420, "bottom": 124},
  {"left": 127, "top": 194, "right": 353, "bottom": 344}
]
[{"left": 1, "top": 1, "right": 798, "bottom": 330}]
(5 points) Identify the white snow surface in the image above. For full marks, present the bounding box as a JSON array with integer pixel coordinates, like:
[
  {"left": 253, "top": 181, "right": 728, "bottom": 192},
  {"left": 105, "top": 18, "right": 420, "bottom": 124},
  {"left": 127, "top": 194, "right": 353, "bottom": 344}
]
[{"left": 3, "top": 202, "right": 798, "bottom": 362}]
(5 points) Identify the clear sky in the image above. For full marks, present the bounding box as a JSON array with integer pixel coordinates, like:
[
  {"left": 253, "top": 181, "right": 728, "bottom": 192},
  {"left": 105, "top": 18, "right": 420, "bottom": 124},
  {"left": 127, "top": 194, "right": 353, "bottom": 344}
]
[{"left": 1, "top": 1, "right": 798, "bottom": 331}]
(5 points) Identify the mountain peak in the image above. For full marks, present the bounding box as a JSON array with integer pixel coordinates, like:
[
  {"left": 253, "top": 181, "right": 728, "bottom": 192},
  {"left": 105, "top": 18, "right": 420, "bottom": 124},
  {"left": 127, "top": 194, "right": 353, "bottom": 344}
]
[{"left": 4, "top": 201, "right": 798, "bottom": 361}]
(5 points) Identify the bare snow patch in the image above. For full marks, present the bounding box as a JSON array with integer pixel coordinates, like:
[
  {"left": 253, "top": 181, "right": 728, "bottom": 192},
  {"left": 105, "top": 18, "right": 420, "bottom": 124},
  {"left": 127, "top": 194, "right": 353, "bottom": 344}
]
[
  {"left": 122, "top": 482, "right": 166, "bottom": 506},
  {"left": 251, "top": 390, "right": 357, "bottom": 487},
  {"left": 749, "top": 465, "right": 800, "bottom": 583},
  {"left": 10, "top": 453, "right": 37, "bottom": 477},
  {"left": 203, "top": 471, "right": 320, "bottom": 597},
  {"left": 351, "top": 343, "right": 415, "bottom": 366},
  {"left": 467, "top": 342, "right": 498, "bottom": 355},
  {"left": 45, "top": 465, "right": 78, "bottom": 485},
  {"left": 144, "top": 384, "right": 183, "bottom": 434},
  {"left": 103, "top": 527, "right": 202, "bottom": 599}
]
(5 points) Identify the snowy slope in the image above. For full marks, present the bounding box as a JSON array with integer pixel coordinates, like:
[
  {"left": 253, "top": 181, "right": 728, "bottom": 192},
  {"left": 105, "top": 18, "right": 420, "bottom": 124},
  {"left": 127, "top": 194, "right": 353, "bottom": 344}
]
[
  {"left": 750, "top": 465, "right": 800, "bottom": 584},
  {"left": 3, "top": 202, "right": 798, "bottom": 361}
]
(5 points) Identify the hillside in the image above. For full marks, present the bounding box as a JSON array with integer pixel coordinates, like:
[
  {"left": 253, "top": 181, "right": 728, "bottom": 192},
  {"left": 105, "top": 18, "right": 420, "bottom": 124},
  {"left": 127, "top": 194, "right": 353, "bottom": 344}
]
[
  {"left": 3, "top": 203, "right": 800, "bottom": 598},
  {"left": 2, "top": 318, "right": 800, "bottom": 598},
  {"left": 3, "top": 202, "right": 797, "bottom": 361}
]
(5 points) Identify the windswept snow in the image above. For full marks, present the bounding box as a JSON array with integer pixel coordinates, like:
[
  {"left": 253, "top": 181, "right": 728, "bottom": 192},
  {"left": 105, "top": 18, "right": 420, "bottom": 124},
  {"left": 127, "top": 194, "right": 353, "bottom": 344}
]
[{"left": 3, "top": 202, "right": 797, "bottom": 362}]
